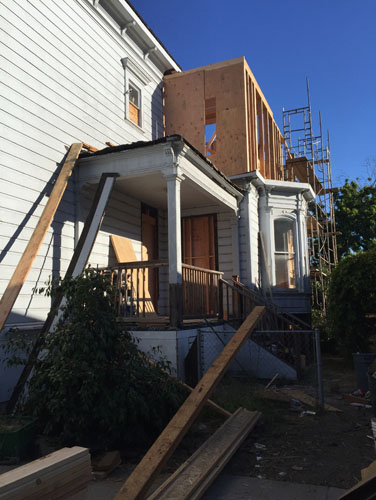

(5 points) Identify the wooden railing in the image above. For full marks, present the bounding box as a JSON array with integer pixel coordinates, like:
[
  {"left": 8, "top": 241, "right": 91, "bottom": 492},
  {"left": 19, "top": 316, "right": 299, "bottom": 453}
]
[
  {"left": 182, "top": 264, "right": 223, "bottom": 318},
  {"left": 220, "top": 278, "right": 314, "bottom": 372},
  {"left": 103, "top": 260, "right": 168, "bottom": 319},
  {"left": 219, "top": 278, "right": 310, "bottom": 331}
]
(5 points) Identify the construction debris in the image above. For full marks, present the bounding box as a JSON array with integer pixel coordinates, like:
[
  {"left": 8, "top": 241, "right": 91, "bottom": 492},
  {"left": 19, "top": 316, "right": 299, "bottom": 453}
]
[
  {"left": 92, "top": 451, "right": 121, "bottom": 480},
  {"left": 263, "top": 386, "right": 341, "bottom": 412},
  {"left": 148, "top": 408, "right": 261, "bottom": 500}
]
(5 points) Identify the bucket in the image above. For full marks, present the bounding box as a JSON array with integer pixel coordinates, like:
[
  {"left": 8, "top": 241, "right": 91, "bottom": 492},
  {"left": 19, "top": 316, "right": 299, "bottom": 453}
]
[{"left": 352, "top": 353, "right": 376, "bottom": 392}]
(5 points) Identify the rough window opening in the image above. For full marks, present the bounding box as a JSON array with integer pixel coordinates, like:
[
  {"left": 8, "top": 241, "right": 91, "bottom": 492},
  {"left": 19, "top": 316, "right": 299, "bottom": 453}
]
[
  {"left": 274, "top": 218, "right": 296, "bottom": 289},
  {"left": 129, "top": 82, "right": 141, "bottom": 126},
  {"left": 205, "top": 98, "right": 216, "bottom": 156}
]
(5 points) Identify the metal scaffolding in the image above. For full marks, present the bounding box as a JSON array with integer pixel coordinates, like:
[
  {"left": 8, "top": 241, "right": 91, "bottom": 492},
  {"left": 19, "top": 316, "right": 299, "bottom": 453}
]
[{"left": 282, "top": 80, "right": 338, "bottom": 314}]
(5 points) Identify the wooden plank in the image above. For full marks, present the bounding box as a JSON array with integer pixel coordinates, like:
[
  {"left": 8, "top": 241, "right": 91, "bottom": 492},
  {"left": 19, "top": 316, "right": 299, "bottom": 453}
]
[
  {"left": 115, "top": 306, "right": 265, "bottom": 500},
  {"left": 110, "top": 235, "right": 137, "bottom": 262},
  {"left": 338, "top": 468, "right": 376, "bottom": 499},
  {"left": 0, "top": 447, "right": 91, "bottom": 499},
  {"left": 0, "top": 143, "right": 82, "bottom": 333},
  {"left": 148, "top": 408, "right": 261, "bottom": 500},
  {"left": 279, "top": 388, "right": 341, "bottom": 412}
]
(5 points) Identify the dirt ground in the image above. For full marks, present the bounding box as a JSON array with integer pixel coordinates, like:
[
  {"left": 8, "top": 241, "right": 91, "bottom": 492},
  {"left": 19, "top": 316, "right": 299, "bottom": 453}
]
[
  {"left": 1, "top": 355, "right": 374, "bottom": 496},
  {"left": 117, "top": 354, "right": 376, "bottom": 492}
]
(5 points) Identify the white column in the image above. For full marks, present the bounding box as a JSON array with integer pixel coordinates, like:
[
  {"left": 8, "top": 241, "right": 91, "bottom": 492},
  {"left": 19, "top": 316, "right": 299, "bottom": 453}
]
[
  {"left": 165, "top": 172, "right": 184, "bottom": 285},
  {"left": 164, "top": 171, "right": 184, "bottom": 327},
  {"left": 296, "top": 195, "right": 308, "bottom": 292}
]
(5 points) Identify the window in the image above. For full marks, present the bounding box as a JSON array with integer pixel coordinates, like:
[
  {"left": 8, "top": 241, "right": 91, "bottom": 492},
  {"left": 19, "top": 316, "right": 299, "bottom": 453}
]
[
  {"left": 205, "top": 98, "right": 216, "bottom": 156},
  {"left": 121, "top": 57, "right": 151, "bottom": 130},
  {"left": 128, "top": 82, "right": 141, "bottom": 126},
  {"left": 274, "top": 219, "right": 295, "bottom": 289}
]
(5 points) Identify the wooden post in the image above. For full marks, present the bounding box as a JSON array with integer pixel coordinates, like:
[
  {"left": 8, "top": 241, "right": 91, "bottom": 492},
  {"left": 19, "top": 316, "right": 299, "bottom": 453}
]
[
  {"left": 165, "top": 171, "right": 184, "bottom": 328},
  {"left": 0, "top": 143, "right": 83, "bottom": 333},
  {"left": 115, "top": 306, "right": 265, "bottom": 500},
  {"left": 6, "top": 173, "right": 118, "bottom": 414}
]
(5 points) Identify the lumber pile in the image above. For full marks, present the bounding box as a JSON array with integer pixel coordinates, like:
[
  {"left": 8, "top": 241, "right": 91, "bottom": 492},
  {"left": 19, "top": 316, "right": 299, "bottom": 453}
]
[
  {"left": 148, "top": 408, "right": 261, "bottom": 500},
  {"left": 0, "top": 447, "right": 91, "bottom": 500}
]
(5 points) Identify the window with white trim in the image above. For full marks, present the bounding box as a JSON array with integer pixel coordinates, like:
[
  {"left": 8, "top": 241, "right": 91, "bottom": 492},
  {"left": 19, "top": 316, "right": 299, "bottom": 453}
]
[
  {"left": 121, "top": 57, "right": 151, "bottom": 131},
  {"left": 274, "top": 218, "right": 296, "bottom": 289},
  {"left": 128, "top": 82, "right": 141, "bottom": 126}
]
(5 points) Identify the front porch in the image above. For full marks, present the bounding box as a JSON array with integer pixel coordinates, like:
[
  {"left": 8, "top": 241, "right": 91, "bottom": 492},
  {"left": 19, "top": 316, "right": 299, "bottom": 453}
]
[{"left": 78, "top": 136, "right": 243, "bottom": 327}]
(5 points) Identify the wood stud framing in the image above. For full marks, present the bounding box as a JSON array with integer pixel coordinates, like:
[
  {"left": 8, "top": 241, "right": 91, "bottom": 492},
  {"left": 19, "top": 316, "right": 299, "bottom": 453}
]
[{"left": 164, "top": 57, "right": 284, "bottom": 180}]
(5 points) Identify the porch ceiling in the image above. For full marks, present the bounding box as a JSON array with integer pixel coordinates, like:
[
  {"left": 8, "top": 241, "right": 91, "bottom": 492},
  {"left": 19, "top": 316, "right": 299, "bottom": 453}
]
[{"left": 114, "top": 173, "right": 226, "bottom": 210}]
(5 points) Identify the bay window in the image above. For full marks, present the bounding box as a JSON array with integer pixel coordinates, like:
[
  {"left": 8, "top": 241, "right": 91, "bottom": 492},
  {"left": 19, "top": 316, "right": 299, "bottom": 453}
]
[{"left": 274, "top": 218, "right": 296, "bottom": 289}]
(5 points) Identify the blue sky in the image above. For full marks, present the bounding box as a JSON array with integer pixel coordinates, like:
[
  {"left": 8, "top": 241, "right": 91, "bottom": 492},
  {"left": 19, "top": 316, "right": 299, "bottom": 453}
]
[{"left": 132, "top": 0, "right": 376, "bottom": 187}]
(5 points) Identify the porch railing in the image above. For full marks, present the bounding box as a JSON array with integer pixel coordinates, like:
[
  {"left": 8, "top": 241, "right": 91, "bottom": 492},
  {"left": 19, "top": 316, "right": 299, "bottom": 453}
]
[
  {"left": 104, "top": 260, "right": 168, "bottom": 319},
  {"left": 182, "top": 264, "right": 223, "bottom": 318},
  {"left": 102, "top": 261, "right": 223, "bottom": 320}
]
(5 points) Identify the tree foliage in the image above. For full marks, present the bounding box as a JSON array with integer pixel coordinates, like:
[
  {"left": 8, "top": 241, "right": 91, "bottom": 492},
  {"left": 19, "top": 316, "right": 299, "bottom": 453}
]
[
  {"left": 327, "top": 249, "right": 376, "bottom": 355},
  {"left": 5, "top": 268, "right": 185, "bottom": 449},
  {"left": 335, "top": 180, "right": 376, "bottom": 259}
]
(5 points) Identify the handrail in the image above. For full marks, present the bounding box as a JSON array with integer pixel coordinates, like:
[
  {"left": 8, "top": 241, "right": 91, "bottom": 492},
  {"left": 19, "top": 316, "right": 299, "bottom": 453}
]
[
  {"left": 182, "top": 263, "right": 223, "bottom": 276},
  {"left": 231, "top": 277, "right": 311, "bottom": 330},
  {"left": 101, "top": 259, "right": 168, "bottom": 270},
  {"left": 220, "top": 278, "right": 299, "bottom": 331}
]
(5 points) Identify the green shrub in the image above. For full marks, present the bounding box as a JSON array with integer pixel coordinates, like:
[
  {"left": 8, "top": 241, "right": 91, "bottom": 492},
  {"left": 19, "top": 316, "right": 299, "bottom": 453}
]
[
  {"left": 8, "top": 268, "right": 185, "bottom": 449},
  {"left": 328, "top": 249, "right": 376, "bottom": 355}
]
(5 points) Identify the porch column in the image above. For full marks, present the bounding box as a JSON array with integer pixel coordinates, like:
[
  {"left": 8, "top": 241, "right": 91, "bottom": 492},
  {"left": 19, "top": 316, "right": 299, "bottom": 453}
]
[{"left": 165, "top": 171, "right": 184, "bottom": 327}]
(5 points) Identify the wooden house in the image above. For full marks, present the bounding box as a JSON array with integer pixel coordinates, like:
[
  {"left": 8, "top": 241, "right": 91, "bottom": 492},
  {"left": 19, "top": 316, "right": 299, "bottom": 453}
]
[{"left": 0, "top": 0, "right": 315, "bottom": 399}]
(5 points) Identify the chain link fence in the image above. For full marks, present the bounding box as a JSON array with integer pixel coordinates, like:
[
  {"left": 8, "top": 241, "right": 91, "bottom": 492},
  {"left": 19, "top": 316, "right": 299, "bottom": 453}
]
[{"left": 193, "top": 325, "right": 320, "bottom": 389}]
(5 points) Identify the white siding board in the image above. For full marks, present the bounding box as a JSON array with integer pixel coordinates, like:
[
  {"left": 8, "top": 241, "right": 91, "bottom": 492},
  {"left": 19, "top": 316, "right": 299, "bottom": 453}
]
[{"left": 0, "top": 0, "right": 166, "bottom": 326}]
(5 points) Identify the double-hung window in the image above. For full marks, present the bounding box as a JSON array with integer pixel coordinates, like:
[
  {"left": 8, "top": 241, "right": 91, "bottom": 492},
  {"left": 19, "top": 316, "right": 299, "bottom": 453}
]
[
  {"left": 274, "top": 219, "right": 296, "bottom": 289},
  {"left": 128, "top": 82, "right": 141, "bottom": 126}
]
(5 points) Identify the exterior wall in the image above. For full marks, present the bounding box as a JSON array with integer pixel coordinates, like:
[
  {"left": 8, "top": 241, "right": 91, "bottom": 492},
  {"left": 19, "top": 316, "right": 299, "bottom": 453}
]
[
  {"left": 0, "top": 0, "right": 167, "bottom": 327},
  {"left": 79, "top": 183, "right": 142, "bottom": 268}
]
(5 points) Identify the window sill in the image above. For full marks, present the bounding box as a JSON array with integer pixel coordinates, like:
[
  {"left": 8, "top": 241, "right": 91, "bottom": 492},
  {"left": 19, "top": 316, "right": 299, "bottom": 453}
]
[{"left": 125, "top": 117, "right": 146, "bottom": 134}]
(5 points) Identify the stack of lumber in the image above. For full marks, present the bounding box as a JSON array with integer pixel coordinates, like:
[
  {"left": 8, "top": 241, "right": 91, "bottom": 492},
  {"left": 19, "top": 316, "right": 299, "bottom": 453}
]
[
  {"left": 0, "top": 447, "right": 91, "bottom": 500},
  {"left": 148, "top": 408, "right": 261, "bottom": 500}
]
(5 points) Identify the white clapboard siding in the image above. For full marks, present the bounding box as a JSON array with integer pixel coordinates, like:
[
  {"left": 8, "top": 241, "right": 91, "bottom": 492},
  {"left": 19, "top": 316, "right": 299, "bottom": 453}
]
[
  {"left": 79, "top": 185, "right": 142, "bottom": 267},
  {"left": 0, "top": 0, "right": 166, "bottom": 326},
  {"left": 217, "top": 212, "right": 233, "bottom": 281}
]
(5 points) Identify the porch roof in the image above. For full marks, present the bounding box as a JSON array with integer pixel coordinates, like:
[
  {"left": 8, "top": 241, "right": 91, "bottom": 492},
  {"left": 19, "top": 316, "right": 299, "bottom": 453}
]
[{"left": 78, "top": 135, "right": 243, "bottom": 212}]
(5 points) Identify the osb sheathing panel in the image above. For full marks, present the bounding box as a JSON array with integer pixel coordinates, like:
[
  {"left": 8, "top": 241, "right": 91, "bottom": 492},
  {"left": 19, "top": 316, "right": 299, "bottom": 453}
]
[
  {"left": 164, "top": 71, "right": 205, "bottom": 155},
  {"left": 204, "top": 61, "right": 248, "bottom": 176}
]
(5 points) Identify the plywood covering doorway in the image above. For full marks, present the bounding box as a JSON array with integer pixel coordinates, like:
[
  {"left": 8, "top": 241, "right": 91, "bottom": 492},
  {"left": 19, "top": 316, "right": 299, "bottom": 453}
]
[
  {"left": 141, "top": 204, "right": 159, "bottom": 312},
  {"left": 182, "top": 214, "right": 217, "bottom": 270}
]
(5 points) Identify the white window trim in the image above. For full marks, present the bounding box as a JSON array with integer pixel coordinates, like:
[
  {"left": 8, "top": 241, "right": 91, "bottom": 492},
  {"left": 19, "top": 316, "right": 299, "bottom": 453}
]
[
  {"left": 121, "top": 57, "right": 151, "bottom": 131},
  {"left": 271, "top": 214, "right": 299, "bottom": 290}
]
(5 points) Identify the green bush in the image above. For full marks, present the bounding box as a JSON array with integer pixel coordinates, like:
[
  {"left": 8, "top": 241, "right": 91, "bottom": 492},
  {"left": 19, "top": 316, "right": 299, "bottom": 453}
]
[
  {"left": 328, "top": 249, "right": 376, "bottom": 355},
  {"left": 8, "top": 268, "right": 185, "bottom": 449}
]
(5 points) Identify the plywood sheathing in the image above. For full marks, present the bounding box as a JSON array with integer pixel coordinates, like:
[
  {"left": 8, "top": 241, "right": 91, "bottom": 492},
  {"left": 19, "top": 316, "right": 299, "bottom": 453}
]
[
  {"left": 163, "top": 70, "right": 206, "bottom": 155},
  {"left": 164, "top": 57, "right": 284, "bottom": 179},
  {"left": 286, "top": 157, "right": 323, "bottom": 193}
]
